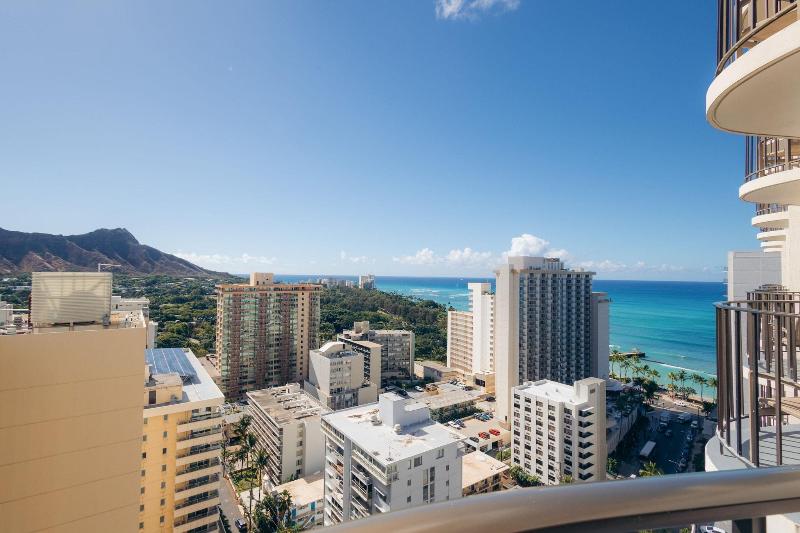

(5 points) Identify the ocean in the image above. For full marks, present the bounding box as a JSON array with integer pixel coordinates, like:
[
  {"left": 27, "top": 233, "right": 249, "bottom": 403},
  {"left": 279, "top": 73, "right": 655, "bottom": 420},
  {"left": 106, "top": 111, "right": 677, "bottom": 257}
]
[{"left": 275, "top": 275, "right": 724, "bottom": 388}]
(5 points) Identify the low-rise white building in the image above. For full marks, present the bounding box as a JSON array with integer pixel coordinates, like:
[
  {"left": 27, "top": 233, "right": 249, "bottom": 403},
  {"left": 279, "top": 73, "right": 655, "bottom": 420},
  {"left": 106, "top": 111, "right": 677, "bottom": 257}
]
[
  {"left": 273, "top": 473, "right": 325, "bottom": 530},
  {"left": 320, "top": 393, "right": 465, "bottom": 526},
  {"left": 305, "top": 342, "right": 378, "bottom": 410},
  {"left": 461, "top": 451, "right": 508, "bottom": 497},
  {"left": 511, "top": 378, "right": 606, "bottom": 485},
  {"left": 247, "top": 384, "right": 331, "bottom": 488}
]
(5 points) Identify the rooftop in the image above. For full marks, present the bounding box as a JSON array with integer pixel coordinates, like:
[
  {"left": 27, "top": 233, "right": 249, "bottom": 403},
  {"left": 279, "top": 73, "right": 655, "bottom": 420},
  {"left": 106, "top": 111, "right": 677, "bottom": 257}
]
[
  {"left": 272, "top": 472, "right": 325, "bottom": 506},
  {"left": 418, "top": 383, "right": 482, "bottom": 410},
  {"left": 29, "top": 309, "right": 146, "bottom": 334},
  {"left": 145, "top": 348, "right": 224, "bottom": 404},
  {"left": 323, "top": 394, "right": 464, "bottom": 466},
  {"left": 416, "top": 360, "right": 457, "bottom": 373},
  {"left": 461, "top": 451, "right": 509, "bottom": 489},
  {"left": 247, "top": 384, "right": 330, "bottom": 425}
]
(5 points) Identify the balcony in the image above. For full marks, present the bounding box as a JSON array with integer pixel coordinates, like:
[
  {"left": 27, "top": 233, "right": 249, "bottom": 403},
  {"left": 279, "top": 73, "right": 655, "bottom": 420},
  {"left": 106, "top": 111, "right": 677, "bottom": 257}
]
[
  {"left": 322, "top": 466, "right": 800, "bottom": 533},
  {"left": 176, "top": 428, "right": 223, "bottom": 450},
  {"left": 175, "top": 474, "right": 220, "bottom": 499},
  {"left": 175, "top": 461, "right": 222, "bottom": 484},
  {"left": 740, "top": 136, "right": 800, "bottom": 204},
  {"left": 756, "top": 227, "right": 787, "bottom": 244},
  {"left": 708, "top": 1, "right": 800, "bottom": 137},
  {"left": 714, "top": 294, "right": 800, "bottom": 469},
  {"left": 173, "top": 508, "right": 218, "bottom": 533},
  {"left": 753, "top": 202, "right": 790, "bottom": 230},
  {"left": 174, "top": 491, "right": 220, "bottom": 517}
]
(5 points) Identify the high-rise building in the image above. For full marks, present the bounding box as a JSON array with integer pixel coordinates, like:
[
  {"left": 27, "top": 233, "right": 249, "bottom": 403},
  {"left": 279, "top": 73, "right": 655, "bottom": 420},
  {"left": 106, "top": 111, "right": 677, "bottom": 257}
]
[
  {"left": 141, "top": 348, "right": 224, "bottom": 533},
  {"left": 214, "top": 273, "right": 321, "bottom": 399},
  {"left": 706, "top": 2, "right": 800, "bottom": 530},
  {"left": 494, "top": 257, "right": 597, "bottom": 426},
  {"left": 246, "top": 384, "right": 330, "bottom": 488},
  {"left": 320, "top": 393, "right": 465, "bottom": 526},
  {"left": 511, "top": 378, "right": 606, "bottom": 486},
  {"left": 338, "top": 321, "right": 414, "bottom": 387},
  {"left": 358, "top": 275, "right": 376, "bottom": 290},
  {"left": 589, "top": 292, "right": 610, "bottom": 381},
  {"left": 0, "top": 272, "right": 147, "bottom": 533},
  {"left": 447, "top": 283, "right": 494, "bottom": 376},
  {"left": 305, "top": 341, "right": 379, "bottom": 410}
]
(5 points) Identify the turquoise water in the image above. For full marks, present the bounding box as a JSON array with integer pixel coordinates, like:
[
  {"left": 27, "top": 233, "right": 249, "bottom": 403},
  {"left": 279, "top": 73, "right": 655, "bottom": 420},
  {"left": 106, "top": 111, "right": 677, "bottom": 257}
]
[{"left": 276, "top": 275, "right": 724, "bottom": 387}]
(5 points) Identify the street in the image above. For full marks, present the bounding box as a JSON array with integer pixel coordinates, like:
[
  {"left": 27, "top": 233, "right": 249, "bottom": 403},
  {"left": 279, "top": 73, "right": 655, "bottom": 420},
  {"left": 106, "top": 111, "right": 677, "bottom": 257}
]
[{"left": 219, "top": 476, "right": 244, "bottom": 529}]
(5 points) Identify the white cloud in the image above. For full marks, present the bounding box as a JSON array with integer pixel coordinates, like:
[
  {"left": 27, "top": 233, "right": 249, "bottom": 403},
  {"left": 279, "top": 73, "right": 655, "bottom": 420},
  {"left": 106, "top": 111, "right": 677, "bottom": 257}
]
[
  {"left": 340, "top": 251, "right": 369, "bottom": 264},
  {"left": 174, "top": 251, "right": 277, "bottom": 268},
  {"left": 503, "top": 233, "right": 570, "bottom": 261},
  {"left": 393, "top": 248, "right": 437, "bottom": 265},
  {"left": 576, "top": 259, "right": 690, "bottom": 274},
  {"left": 435, "top": 0, "right": 520, "bottom": 20},
  {"left": 445, "top": 247, "right": 495, "bottom": 266}
]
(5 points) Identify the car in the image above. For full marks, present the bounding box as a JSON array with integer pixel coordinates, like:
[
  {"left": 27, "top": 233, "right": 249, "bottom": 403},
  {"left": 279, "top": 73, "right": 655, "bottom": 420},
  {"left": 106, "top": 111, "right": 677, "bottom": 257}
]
[
  {"left": 686, "top": 432, "right": 694, "bottom": 442},
  {"left": 469, "top": 436, "right": 479, "bottom": 443},
  {"left": 486, "top": 396, "right": 495, "bottom": 402},
  {"left": 656, "top": 424, "right": 665, "bottom": 433},
  {"left": 699, "top": 526, "right": 726, "bottom": 533},
  {"left": 665, "top": 429, "right": 673, "bottom": 437},
  {"left": 479, "top": 432, "right": 490, "bottom": 439},
  {"left": 414, "top": 385, "right": 424, "bottom": 392},
  {"left": 235, "top": 518, "right": 248, "bottom": 532},
  {"left": 691, "top": 420, "right": 699, "bottom": 430},
  {"left": 489, "top": 428, "right": 500, "bottom": 436}
]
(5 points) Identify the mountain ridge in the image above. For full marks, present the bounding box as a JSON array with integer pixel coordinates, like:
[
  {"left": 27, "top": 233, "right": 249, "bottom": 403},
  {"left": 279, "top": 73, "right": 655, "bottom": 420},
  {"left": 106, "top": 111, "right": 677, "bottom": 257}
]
[{"left": 0, "top": 227, "right": 224, "bottom": 276}]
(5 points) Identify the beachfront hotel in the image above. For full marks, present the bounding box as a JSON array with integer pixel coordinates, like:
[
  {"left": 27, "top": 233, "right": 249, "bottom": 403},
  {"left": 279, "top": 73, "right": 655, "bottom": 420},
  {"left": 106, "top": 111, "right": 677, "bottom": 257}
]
[
  {"left": 705, "top": 1, "right": 800, "bottom": 531},
  {"left": 0, "top": 272, "right": 147, "bottom": 532},
  {"left": 511, "top": 378, "right": 606, "bottom": 486},
  {"left": 446, "top": 282, "right": 495, "bottom": 377},
  {"left": 320, "top": 393, "right": 465, "bottom": 526},
  {"left": 493, "top": 256, "right": 609, "bottom": 426},
  {"left": 214, "top": 273, "right": 321, "bottom": 399}
]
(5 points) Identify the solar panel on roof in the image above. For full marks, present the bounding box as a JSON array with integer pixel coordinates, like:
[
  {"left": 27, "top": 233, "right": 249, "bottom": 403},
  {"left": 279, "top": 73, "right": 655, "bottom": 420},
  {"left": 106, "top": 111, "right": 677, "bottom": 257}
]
[{"left": 145, "top": 348, "right": 199, "bottom": 384}]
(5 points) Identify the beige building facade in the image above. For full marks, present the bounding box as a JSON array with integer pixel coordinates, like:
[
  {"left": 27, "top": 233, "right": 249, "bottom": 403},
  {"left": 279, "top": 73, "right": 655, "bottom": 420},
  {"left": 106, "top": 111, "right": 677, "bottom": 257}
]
[
  {"left": 215, "top": 273, "right": 321, "bottom": 399},
  {"left": 0, "top": 272, "right": 147, "bottom": 533},
  {"left": 141, "top": 348, "right": 224, "bottom": 532}
]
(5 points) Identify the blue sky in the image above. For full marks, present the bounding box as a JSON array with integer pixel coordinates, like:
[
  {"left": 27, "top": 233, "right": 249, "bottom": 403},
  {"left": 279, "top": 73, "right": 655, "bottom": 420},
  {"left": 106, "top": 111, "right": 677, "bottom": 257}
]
[{"left": 0, "top": 1, "right": 753, "bottom": 280}]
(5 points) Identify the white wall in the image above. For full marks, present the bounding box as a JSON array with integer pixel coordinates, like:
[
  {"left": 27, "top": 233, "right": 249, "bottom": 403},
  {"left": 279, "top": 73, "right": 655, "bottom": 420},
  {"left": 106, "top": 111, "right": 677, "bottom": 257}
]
[
  {"left": 590, "top": 293, "right": 610, "bottom": 380},
  {"left": 727, "top": 250, "right": 781, "bottom": 300}
]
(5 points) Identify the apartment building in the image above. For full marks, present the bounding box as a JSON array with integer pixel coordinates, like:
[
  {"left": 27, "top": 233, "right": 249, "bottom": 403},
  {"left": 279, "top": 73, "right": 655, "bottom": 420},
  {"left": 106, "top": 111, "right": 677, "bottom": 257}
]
[
  {"left": 511, "top": 378, "right": 606, "bottom": 486},
  {"left": 495, "top": 256, "right": 608, "bottom": 426},
  {"left": 339, "top": 321, "right": 414, "bottom": 387},
  {"left": 358, "top": 275, "right": 375, "bottom": 290},
  {"left": 246, "top": 384, "right": 330, "bottom": 488},
  {"left": 447, "top": 282, "right": 495, "bottom": 376},
  {"left": 141, "top": 348, "right": 224, "bottom": 533},
  {"left": 305, "top": 341, "right": 378, "bottom": 410},
  {"left": 706, "top": 2, "right": 800, "bottom": 531},
  {"left": 461, "top": 451, "right": 508, "bottom": 497},
  {"left": 214, "top": 273, "right": 321, "bottom": 399},
  {"left": 0, "top": 272, "right": 146, "bottom": 532},
  {"left": 320, "top": 393, "right": 465, "bottom": 525},
  {"left": 0, "top": 299, "right": 12, "bottom": 326}
]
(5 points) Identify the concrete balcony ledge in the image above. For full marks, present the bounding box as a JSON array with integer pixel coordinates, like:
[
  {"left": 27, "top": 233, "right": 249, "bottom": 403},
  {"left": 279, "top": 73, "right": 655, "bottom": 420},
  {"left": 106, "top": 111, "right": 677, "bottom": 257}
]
[
  {"left": 756, "top": 229, "right": 787, "bottom": 241},
  {"left": 752, "top": 210, "right": 790, "bottom": 229},
  {"left": 708, "top": 19, "right": 800, "bottom": 138},
  {"left": 741, "top": 167, "right": 800, "bottom": 205}
]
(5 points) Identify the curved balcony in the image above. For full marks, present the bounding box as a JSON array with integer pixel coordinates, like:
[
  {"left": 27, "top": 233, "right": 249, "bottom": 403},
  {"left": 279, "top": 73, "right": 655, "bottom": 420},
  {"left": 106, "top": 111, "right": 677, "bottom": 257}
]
[
  {"left": 714, "top": 293, "right": 800, "bottom": 469},
  {"left": 708, "top": 1, "right": 800, "bottom": 137},
  {"left": 739, "top": 136, "right": 800, "bottom": 204},
  {"left": 752, "top": 203, "right": 789, "bottom": 228},
  {"left": 756, "top": 227, "right": 787, "bottom": 242},
  {"left": 761, "top": 240, "right": 784, "bottom": 252}
]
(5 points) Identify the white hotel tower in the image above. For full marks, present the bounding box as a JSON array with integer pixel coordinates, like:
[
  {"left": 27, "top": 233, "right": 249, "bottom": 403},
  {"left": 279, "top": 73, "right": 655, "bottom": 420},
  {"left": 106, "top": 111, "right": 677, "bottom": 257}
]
[{"left": 706, "top": 1, "right": 800, "bottom": 531}]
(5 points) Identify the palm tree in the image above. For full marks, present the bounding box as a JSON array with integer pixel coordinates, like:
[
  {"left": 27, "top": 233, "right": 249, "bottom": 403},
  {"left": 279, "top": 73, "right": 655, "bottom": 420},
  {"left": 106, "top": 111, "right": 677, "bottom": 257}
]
[
  {"left": 667, "top": 371, "right": 678, "bottom": 395},
  {"left": 610, "top": 349, "right": 623, "bottom": 376},
  {"left": 692, "top": 374, "right": 708, "bottom": 401},
  {"left": 235, "top": 414, "right": 253, "bottom": 441},
  {"left": 620, "top": 359, "right": 632, "bottom": 381},
  {"left": 708, "top": 377, "right": 718, "bottom": 398},
  {"left": 253, "top": 490, "right": 296, "bottom": 533},
  {"left": 677, "top": 370, "right": 688, "bottom": 398},
  {"left": 639, "top": 461, "right": 663, "bottom": 477}
]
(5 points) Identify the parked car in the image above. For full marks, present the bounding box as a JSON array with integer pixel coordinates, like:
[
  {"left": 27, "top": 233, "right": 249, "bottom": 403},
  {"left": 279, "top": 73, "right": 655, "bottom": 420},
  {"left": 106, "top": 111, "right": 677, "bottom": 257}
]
[
  {"left": 485, "top": 396, "right": 495, "bottom": 402},
  {"left": 699, "top": 526, "right": 726, "bottom": 533},
  {"left": 414, "top": 385, "right": 424, "bottom": 392},
  {"left": 665, "top": 429, "right": 673, "bottom": 437},
  {"left": 489, "top": 428, "right": 500, "bottom": 436},
  {"left": 235, "top": 518, "right": 248, "bottom": 532},
  {"left": 479, "top": 432, "right": 490, "bottom": 439},
  {"left": 469, "top": 436, "right": 479, "bottom": 443},
  {"left": 691, "top": 420, "right": 699, "bottom": 430}
]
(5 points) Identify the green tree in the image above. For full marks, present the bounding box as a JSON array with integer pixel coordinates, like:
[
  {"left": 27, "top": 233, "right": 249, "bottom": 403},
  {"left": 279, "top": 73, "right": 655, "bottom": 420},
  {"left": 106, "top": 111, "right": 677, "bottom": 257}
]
[
  {"left": 639, "top": 461, "right": 663, "bottom": 477},
  {"left": 692, "top": 374, "right": 708, "bottom": 401},
  {"left": 677, "top": 370, "right": 688, "bottom": 396},
  {"left": 253, "top": 490, "right": 297, "bottom": 533},
  {"left": 667, "top": 372, "right": 679, "bottom": 397},
  {"left": 606, "top": 457, "right": 618, "bottom": 476}
]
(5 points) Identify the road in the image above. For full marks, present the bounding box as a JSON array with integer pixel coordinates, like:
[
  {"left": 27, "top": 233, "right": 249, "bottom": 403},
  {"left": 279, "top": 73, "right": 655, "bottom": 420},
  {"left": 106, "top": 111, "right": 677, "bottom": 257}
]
[
  {"left": 219, "top": 476, "right": 244, "bottom": 529},
  {"left": 615, "top": 397, "right": 707, "bottom": 477}
]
